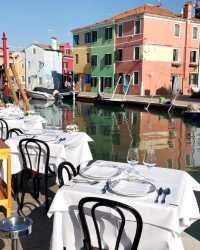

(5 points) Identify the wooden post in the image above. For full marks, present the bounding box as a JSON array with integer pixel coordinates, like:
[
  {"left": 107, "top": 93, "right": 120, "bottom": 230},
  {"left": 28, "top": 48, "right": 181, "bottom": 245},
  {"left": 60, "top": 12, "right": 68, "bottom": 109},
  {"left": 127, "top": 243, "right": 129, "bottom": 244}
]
[
  {"left": 10, "top": 63, "right": 30, "bottom": 111},
  {"left": 4, "top": 67, "right": 19, "bottom": 106}
]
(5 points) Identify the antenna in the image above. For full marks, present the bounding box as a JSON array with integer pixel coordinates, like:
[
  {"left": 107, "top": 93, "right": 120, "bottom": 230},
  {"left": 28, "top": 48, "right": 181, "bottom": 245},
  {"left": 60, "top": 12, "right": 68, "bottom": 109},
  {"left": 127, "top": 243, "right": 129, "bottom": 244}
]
[{"left": 157, "top": 0, "right": 162, "bottom": 7}]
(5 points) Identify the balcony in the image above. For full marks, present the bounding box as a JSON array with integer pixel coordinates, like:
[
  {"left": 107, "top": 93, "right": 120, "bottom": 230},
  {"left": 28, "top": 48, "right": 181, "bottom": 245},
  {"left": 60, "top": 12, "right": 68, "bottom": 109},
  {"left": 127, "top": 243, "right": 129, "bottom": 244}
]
[
  {"left": 171, "top": 61, "right": 181, "bottom": 67},
  {"left": 189, "top": 62, "right": 198, "bottom": 67}
]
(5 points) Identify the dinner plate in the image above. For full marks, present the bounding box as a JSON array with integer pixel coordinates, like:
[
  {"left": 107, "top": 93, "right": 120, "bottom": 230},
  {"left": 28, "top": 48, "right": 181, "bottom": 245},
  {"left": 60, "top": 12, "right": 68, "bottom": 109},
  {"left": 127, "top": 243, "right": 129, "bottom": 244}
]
[
  {"left": 80, "top": 165, "right": 121, "bottom": 180},
  {"left": 108, "top": 178, "right": 156, "bottom": 197}
]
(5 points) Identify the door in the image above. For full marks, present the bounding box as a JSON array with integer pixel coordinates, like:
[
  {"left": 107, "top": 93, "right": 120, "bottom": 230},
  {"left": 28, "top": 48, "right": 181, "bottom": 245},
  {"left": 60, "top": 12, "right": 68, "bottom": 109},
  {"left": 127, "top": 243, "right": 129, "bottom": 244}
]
[
  {"left": 171, "top": 75, "right": 180, "bottom": 95},
  {"left": 100, "top": 77, "right": 104, "bottom": 93}
]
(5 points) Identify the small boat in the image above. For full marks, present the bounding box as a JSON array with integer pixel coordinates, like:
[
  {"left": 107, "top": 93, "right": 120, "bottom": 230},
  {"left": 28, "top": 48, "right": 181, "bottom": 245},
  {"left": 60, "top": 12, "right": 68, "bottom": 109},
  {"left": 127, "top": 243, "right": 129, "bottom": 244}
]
[
  {"left": 183, "top": 110, "right": 200, "bottom": 121},
  {"left": 27, "top": 87, "right": 62, "bottom": 101},
  {"left": 59, "top": 88, "right": 79, "bottom": 100}
]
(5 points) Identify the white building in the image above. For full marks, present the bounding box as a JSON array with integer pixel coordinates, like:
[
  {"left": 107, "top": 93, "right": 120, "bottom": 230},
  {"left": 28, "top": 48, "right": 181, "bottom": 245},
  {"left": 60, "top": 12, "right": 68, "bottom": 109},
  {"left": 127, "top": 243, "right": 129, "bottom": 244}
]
[{"left": 25, "top": 38, "right": 62, "bottom": 90}]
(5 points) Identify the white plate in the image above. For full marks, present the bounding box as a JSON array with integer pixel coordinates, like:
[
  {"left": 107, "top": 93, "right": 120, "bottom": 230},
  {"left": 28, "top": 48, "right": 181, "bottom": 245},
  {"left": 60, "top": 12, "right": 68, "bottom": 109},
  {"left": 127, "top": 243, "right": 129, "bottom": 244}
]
[
  {"left": 109, "top": 178, "right": 156, "bottom": 197},
  {"left": 81, "top": 165, "right": 121, "bottom": 180}
]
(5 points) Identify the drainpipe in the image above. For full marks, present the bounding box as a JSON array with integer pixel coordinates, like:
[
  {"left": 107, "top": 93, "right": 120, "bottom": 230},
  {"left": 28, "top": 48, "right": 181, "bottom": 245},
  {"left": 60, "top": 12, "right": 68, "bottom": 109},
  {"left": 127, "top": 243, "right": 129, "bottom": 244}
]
[
  {"left": 113, "top": 20, "right": 116, "bottom": 92},
  {"left": 182, "top": 19, "right": 189, "bottom": 94}
]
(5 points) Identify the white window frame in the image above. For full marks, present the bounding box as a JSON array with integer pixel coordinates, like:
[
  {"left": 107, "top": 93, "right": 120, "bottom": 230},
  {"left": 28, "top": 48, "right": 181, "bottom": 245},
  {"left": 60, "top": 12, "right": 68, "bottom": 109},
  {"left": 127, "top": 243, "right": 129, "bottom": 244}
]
[
  {"left": 190, "top": 50, "right": 198, "bottom": 63},
  {"left": 192, "top": 26, "right": 198, "bottom": 39},
  {"left": 117, "top": 24, "right": 123, "bottom": 37},
  {"left": 133, "top": 46, "right": 141, "bottom": 61},
  {"left": 174, "top": 24, "right": 180, "bottom": 37},
  {"left": 133, "top": 71, "right": 139, "bottom": 85},
  {"left": 172, "top": 48, "right": 179, "bottom": 62},
  {"left": 134, "top": 19, "right": 141, "bottom": 35}
]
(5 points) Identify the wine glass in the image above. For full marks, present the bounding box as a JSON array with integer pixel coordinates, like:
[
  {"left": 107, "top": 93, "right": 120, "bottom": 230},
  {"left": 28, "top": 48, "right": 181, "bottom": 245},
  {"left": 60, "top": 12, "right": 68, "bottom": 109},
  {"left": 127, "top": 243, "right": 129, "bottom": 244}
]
[
  {"left": 143, "top": 148, "right": 157, "bottom": 168},
  {"left": 126, "top": 147, "right": 139, "bottom": 175}
]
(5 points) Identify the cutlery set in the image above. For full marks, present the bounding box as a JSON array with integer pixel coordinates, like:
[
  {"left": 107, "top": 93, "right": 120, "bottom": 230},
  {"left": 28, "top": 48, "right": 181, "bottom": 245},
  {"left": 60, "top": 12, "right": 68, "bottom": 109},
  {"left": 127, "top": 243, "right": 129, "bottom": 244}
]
[{"left": 154, "top": 187, "right": 171, "bottom": 204}]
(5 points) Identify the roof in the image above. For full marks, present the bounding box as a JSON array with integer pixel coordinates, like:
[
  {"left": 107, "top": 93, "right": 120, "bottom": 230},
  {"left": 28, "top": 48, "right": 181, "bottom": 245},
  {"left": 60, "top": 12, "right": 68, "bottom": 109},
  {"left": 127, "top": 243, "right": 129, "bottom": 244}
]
[
  {"left": 71, "top": 4, "right": 180, "bottom": 32},
  {"left": 33, "top": 43, "right": 62, "bottom": 52}
]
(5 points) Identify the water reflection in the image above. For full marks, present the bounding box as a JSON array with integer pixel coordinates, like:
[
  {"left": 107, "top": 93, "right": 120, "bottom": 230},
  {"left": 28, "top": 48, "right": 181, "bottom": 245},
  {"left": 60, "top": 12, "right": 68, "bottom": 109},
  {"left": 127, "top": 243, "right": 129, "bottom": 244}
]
[{"left": 32, "top": 101, "right": 200, "bottom": 170}]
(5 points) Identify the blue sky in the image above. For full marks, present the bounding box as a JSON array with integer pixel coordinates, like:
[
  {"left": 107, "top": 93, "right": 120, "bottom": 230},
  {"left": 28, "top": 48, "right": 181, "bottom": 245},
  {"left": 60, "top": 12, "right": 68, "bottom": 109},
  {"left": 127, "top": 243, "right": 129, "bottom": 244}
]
[{"left": 0, "top": 0, "right": 185, "bottom": 49}]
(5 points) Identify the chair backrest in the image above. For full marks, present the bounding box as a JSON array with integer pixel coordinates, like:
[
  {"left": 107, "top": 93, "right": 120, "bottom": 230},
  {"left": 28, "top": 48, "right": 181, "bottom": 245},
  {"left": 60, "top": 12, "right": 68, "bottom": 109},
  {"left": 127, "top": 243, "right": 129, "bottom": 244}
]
[
  {"left": 78, "top": 197, "right": 143, "bottom": 250},
  {"left": 0, "top": 118, "right": 8, "bottom": 140},
  {"left": 57, "top": 161, "right": 77, "bottom": 187},
  {"left": 8, "top": 128, "right": 24, "bottom": 138},
  {"left": 19, "top": 138, "right": 50, "bottom": 174}
]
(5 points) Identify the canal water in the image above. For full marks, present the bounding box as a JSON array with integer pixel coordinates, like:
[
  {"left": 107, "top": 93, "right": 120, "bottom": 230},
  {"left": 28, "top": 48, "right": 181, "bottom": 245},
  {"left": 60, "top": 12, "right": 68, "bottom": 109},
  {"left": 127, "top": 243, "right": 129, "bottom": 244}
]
[{"left": 31, "top": 99, "right": 200, "bottom": 240}]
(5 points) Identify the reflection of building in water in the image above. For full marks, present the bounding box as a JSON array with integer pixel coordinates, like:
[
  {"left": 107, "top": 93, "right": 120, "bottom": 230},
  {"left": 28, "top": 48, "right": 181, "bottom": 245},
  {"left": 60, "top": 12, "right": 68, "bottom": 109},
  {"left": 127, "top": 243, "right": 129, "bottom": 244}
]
[
  {"left": 186, "top": 126, "right": 200, "bottom": 168},
  {"left": 34, "top": 105, "right": 63, "bottom": 128},
  {"left": 112, "top": 110, "right": 193, "bottom": 170}
]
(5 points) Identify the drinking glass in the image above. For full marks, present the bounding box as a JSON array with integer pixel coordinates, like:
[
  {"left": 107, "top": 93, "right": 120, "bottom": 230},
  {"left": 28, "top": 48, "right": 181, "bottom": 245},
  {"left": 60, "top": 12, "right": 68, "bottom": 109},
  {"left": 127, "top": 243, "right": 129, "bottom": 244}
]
[
  {"left": 126, "top": 147, "right": 139, "bottom": 174},
  {"left": 143, "top": 148, "right": 157, "bottom": 167}
]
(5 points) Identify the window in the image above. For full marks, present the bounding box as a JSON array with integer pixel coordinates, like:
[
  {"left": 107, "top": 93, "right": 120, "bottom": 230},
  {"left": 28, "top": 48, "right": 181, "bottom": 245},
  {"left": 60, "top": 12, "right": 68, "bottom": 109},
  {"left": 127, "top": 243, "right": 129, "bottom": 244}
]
[
  {"left": 133, "top": 72, "right": 139, "bottom": 85},
  {"left": 28, "top": 61, "right": 31, "bottom": 69},
  {"left": 39, "top": 77, "right": 42, "bottom": 85},
  {"left": 33, "top": 48, "right": 36, "bottom": 54},
  {"left": 172, "top": 49, "right": 179, "bottom": 62},
  {"left": 133, "top": 47, "right": 141, "bottom": 60},
  {"left": 105, "top": 27, "right": 112, "bottom": 40},
  {"left": 92, "top": 31, "right": 97, "bottom": 42},
  {"left": 134, "top": 19, "right": 141, "bottom": 34},
  {"left": 22, "top": 76, "right": 25, "bottom": 82},
  {"left": 84, "top": 74, "right": 91, "bottom": 84},
  {"left": 28, "top": 77, "right": 31, "bottom": 84},
  {"left": 75, "top": 54, "right": 79, "bottom": 64},
  {"left": 86, "top": 53, "right": 90, "bottom": 63},
  {"left": 118, "top": 24, "right": 123, "bottom": 37},
  {"left": 85, "top": 32, "right": 91, "bottom": 43},
  {"left": 91, "top": 55, "right": 97, "bottom": 66},
  {"left": 73, "top": 34, "right": 79, "bottom": 45},
  {"left": 104, "top": 77, "right": 112, "bottom": 88},
  {"left": 116, "top": 49, "right": 123, "bottom": 61},
  {"left": 38, "top": 61, "right": 44, "bottom": 70},
  {"left": 174, "top": 24, "right": 180, "bottom": 37},
  {"left": 193, "top": 27, "right": 198, "bottom": 39},
  {"left": 64, "top": 62, "right": 68, "bottom": 69},
  {"left": 189, "top": 73, "right": 198, "bottom": 85},
  {"left": 190, "top": 50, "right": 198, "bottom": 63},
  {"left": 91, "top": 77, "right": 98, "bottom": 87},
  {"left": 105, "top": 54, "right": 112, "bottom": 65}
]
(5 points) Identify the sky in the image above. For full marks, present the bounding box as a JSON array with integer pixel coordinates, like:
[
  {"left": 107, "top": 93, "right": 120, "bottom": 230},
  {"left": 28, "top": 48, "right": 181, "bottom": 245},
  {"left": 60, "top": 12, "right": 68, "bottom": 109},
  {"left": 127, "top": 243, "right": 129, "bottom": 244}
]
[{"left": 0, "top": 0, "right": 186, "bottom": 49}]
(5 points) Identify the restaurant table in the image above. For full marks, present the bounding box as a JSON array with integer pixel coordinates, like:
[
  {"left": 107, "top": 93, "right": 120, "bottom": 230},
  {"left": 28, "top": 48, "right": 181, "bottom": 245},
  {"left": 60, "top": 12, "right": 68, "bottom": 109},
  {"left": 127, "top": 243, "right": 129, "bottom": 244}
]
[
  {"left": 4, "top": 129, "right": 93, "bottom": 176},
  {"left": 48, "top": 160, "right": 200, "bottom": 250}
]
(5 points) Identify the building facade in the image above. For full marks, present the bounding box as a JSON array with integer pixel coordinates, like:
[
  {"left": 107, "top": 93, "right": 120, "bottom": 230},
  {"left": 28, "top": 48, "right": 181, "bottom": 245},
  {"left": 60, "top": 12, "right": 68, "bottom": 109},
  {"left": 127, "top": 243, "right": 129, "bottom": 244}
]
[
  {"left": 25, "top": 38, "right": 62, "bottom": 90},
  {"left": 59, "top": 43, "right": 73, "bottom": 85},
  {"left": 72, "top": 2, "right": 200, "bottom": 96}
]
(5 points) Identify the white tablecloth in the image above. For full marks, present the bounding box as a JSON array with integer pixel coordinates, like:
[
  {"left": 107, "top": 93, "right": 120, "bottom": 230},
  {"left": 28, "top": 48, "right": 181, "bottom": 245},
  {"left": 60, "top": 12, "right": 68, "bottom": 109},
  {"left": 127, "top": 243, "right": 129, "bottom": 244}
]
[
  {"left": 6, "top": 115, "right": 46, "bottom": 130},
  {"left": 48, "top": 161, "right": 200, "bottom": 250},
  {"left": 5, "top": 130, "right": 93, "bottom": 175}
]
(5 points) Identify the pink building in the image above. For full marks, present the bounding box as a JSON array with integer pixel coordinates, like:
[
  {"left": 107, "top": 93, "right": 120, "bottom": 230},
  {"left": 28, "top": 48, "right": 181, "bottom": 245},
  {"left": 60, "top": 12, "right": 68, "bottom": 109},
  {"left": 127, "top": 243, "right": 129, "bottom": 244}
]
[
  {"left": 59, "top": 43, "right": 73, "bottom": 85},
  {"left": 115, "top": 2, "right": 200, "bottom": 96}
]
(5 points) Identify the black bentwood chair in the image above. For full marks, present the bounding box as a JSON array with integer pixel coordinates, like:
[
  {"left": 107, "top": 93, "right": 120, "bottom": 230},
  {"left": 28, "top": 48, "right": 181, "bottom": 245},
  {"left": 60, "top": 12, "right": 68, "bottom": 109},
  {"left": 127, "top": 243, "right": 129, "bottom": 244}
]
[
  {"left": 0, "top": 118, "right": 8, "bottom": 140},
  {"left": 8, "top": 128, "right": 23, "bottom": 138},
  {"left": 78, "top": 197, "right": 143, "bottom": 250},
  {"left": 57, "top": 161, "right": 77, "bottom": 187},
  {"left": 19, "top": 138, "right": 51, "bottom": 213}
]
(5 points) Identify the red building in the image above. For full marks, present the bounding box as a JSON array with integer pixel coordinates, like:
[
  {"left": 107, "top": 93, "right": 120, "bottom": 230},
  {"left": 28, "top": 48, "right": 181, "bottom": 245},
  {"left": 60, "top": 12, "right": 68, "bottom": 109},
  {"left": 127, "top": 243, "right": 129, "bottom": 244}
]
[{"left": 59, "top": 43, "right": 73, "bottom": 85}]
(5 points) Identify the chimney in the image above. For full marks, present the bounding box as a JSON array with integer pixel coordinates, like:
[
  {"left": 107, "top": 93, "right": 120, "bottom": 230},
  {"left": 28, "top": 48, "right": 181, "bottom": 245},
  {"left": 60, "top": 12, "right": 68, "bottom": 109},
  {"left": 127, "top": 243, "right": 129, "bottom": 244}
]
[
  {"left": 183, "top": 1, "right": 194, "bottom": 19},
  {"left": 51, "top": 37, "right": 58, "bottom": 50}
]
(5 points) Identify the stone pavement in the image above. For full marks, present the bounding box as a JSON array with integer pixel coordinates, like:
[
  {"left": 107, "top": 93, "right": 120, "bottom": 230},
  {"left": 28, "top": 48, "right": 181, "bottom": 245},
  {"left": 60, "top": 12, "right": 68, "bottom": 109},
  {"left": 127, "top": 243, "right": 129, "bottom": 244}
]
[{"left": 0, "top": 183, "right": 199, "bottom": 250}]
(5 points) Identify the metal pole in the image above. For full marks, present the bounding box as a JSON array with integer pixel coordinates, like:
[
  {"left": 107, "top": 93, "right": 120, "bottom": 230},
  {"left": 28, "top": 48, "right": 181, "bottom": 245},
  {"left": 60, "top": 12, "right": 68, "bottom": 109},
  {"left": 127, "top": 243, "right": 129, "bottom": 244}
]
[{"left": 11, "top": 239, "right": 18, "bottom": 250}]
